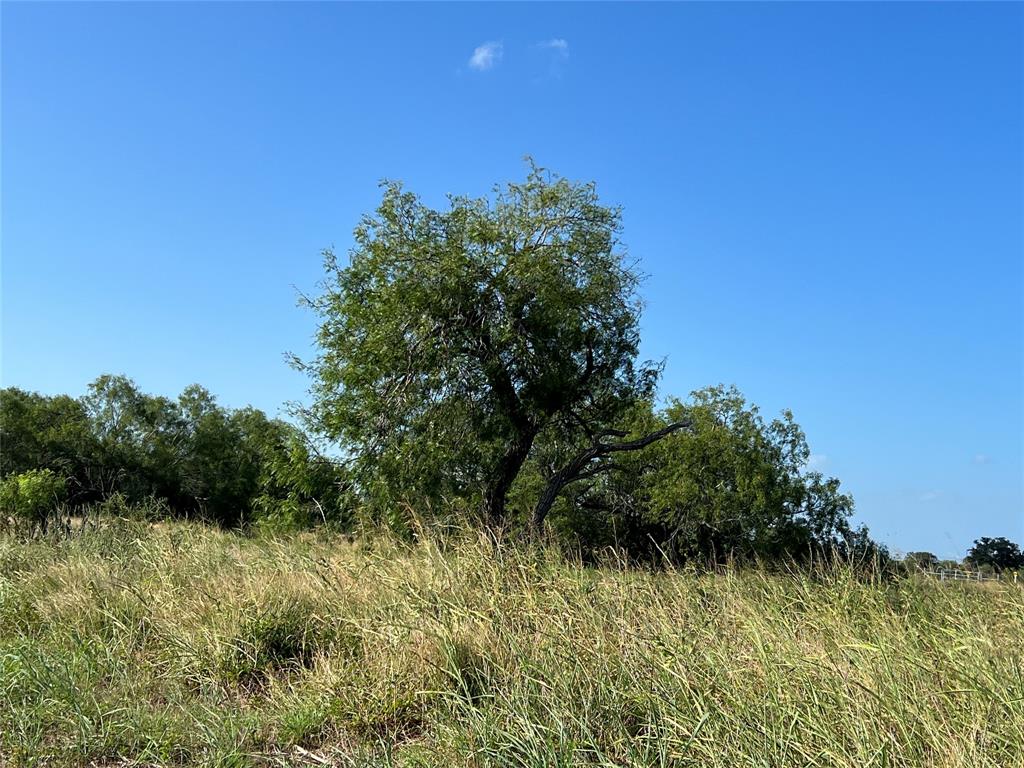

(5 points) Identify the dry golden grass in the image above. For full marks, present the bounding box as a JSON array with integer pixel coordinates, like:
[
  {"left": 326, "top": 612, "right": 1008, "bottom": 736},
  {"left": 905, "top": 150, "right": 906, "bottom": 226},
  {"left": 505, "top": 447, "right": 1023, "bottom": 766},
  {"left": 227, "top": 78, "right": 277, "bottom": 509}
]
[{"left": 1, "top": 519, "right": 1021, "bottom": 767}]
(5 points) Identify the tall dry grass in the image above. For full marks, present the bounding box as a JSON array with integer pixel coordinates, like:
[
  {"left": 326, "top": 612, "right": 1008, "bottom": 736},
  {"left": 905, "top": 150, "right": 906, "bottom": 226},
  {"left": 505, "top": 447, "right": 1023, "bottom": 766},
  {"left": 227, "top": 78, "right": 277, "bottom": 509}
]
[{"left": 1, "top": 519, "right": 1021, "bottom": 767}]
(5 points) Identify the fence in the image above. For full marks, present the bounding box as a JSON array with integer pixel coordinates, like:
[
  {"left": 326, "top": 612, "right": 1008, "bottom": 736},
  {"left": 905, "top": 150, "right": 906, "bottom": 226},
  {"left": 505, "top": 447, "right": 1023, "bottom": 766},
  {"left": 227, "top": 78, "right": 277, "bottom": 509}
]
[{"left": 921, "top": 568, "right": 1018, "bottom": 584}]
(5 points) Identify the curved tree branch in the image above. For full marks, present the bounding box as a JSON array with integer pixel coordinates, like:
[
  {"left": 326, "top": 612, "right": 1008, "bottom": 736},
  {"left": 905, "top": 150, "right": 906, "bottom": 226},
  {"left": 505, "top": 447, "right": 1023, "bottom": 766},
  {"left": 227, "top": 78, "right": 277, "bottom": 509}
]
[{"left": 530, "top": 418, "right": 693, "bottom": 531}]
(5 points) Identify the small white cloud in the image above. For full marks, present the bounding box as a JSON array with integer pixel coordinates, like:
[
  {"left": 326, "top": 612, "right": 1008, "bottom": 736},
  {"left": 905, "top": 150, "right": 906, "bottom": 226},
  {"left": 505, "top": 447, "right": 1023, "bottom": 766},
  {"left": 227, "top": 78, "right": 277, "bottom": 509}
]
[
  {"left": 805, "top": 454, "right": 828, "bottom": 470},
  {"left": 920, "top": 490, "right": 943, "bottom": 503},
  {"left": 972, "top": 453, "right": 991, "bottom": 465},
  {"left": 469, "top": 41, "right": 503, "bottom": 71},
  {"left": 540, "top": 38, "right": 569, "bottom": 57}
]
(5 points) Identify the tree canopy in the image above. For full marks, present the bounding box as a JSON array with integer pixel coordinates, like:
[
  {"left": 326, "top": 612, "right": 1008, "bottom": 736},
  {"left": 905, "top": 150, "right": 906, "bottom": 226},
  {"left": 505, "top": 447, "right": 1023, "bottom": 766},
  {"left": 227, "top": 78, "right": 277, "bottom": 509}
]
[
  {"left": 0, "top": 377, "right": 349, "bottom": 529},
  {"left": 299, "top": 163, "right": 687, "bottom": 529},
  {"left": 536, "top": 386, "right": 868, "bottom": 563},
  {"left": 966, "top": 537, "right": 1023, "bottom": 572}
]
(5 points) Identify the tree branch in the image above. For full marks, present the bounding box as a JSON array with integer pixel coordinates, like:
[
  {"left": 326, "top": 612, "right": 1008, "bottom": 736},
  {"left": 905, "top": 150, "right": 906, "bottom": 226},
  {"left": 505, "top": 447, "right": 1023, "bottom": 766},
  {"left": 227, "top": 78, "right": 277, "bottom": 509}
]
[
  {"left": 530, "top": 418, "right": 693, "bottom": 531},
  {"left": 597, "top": 421, "right": 691, "bottom": 453}
]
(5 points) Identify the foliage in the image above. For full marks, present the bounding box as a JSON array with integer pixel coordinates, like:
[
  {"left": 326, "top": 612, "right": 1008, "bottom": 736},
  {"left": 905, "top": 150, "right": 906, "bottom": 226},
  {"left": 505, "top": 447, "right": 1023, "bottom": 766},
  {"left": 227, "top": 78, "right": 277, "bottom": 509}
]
[
  {"left": 0, "top": 388, "right": 94, "bottom": 501},
  {"left": 543, "top": 386, "right": 865, "bottom": 563},
  {"left": 965, "top": 536, "right": 1024, "bottom": 572},
  {"left": 0, "top": 377, "right": 349, "bottom": 528},
  {"left": 0, "top": 521, "right": 1020, "bottom": 766},
  {"left": 298, "top": 162, "right": 674, "bottom": 528},
  {"left": 0, "top": 469, "right": 66, "bottom": 531},
  {"left": 81, "top": 374, "right": 189, "bottom": 506},
  {"left": 254, "top": 431, "right": 353, "bottom": 532}
]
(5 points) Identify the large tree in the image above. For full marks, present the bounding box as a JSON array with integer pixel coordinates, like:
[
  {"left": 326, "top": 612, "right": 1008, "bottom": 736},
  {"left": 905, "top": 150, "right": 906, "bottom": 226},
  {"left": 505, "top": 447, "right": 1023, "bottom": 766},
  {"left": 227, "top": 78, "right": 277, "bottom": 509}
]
[
  {"left": 966, "top": 537, "right": 1023, "bottom": 572},
  {"left": 299, "top": 163, "right": 688, "bottom": 528}
]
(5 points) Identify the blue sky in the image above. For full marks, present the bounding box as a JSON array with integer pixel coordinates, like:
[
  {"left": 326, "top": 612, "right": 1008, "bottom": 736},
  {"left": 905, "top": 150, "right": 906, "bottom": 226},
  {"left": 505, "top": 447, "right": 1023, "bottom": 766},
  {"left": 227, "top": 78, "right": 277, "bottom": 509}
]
[{"left": 3, "top": 3, "right": 1021, "bottom": 557}]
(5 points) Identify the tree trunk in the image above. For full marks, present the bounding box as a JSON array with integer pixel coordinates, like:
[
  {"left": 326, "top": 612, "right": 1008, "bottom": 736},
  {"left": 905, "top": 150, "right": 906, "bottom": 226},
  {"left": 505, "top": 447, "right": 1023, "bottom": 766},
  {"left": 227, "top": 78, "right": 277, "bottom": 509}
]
[
  {"left": 483, "top": 430, "right": 536, "bottom": 528},
  {"left": 530, "top": 467, "right": 576, "bottom": 531}
]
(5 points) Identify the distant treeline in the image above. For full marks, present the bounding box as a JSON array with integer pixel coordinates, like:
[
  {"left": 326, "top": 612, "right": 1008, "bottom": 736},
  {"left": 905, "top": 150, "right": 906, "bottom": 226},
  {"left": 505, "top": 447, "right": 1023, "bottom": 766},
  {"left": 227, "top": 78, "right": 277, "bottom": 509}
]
[{"left": 0, "top": 376, "right": 349, "bottom": 531}]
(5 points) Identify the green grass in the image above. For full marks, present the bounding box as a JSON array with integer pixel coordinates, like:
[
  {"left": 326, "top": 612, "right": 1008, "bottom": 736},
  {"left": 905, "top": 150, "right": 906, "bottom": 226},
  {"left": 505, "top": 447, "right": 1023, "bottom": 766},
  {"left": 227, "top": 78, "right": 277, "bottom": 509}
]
[{"left": 1, "top": 520, "right": 1021, "bottom": 767}]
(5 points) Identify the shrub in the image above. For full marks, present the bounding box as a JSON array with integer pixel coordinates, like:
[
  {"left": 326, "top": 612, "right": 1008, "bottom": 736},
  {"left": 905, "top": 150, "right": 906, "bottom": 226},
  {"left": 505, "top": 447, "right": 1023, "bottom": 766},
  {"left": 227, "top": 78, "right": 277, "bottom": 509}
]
[
  {"left": 0, "top": 468, "right": 66, "bottom": 532},
  {"left": 220, "top": 596, "right": 361, "bottom": 686}
]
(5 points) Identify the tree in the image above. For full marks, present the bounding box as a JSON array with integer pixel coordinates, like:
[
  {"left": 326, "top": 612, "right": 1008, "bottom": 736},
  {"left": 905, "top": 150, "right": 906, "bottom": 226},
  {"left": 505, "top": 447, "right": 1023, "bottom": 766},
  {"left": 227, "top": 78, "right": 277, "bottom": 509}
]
[
  {"left": 540, "top": 386, "right": 862, "bottom": 563},
  {"left": 176, "top": 386, "right": 261, "bottom": 524},
  {"left": 0, "top": 388, "right": 95, "bottom": 500},
  {"left": 176, "top": 385, "right": 337, "bottom": 527},
  {"left": 299, "top": 163, "right": 687, "bottom": 529},
  {"left": 965, "top": 537, "right": 1024, "bottom": 572},
  {"left": 4, "top": 377, "right": 347, "bottom": 528},
  {"left": 254, "top": 429, "right": 353, "bottom": 531},
  {"left": 83, "top": 374, "right": 186, "bottom": 504}
]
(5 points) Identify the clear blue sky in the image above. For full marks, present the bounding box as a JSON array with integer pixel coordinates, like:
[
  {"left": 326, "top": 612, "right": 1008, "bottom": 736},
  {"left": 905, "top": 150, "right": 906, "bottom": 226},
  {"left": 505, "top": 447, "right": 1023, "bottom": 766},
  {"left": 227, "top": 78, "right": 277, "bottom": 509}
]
[{"left": 3, "top": 3, "right": 1021, "bottom": 558}]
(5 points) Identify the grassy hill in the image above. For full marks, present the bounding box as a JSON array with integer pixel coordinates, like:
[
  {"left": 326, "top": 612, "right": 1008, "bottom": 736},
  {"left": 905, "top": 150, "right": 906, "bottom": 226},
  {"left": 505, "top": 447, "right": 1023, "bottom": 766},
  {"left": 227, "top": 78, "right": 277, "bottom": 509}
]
[{"left": 1, "top": 520, "right": 1021, "bottom": 767}]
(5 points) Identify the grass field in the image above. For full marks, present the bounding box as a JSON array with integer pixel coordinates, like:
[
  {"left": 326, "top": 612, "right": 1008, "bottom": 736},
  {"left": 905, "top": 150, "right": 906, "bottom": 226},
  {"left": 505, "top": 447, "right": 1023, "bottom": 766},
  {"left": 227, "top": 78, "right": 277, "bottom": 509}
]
[{"left": 1, "top": 520, "right": 1021, "bottom": 767}]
